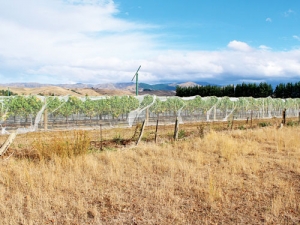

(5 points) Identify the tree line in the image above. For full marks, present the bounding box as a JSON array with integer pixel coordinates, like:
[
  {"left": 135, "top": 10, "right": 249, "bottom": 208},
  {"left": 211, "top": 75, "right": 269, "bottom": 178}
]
[{"left": 176, "top": 82, "right": 300, "bottom": 98}]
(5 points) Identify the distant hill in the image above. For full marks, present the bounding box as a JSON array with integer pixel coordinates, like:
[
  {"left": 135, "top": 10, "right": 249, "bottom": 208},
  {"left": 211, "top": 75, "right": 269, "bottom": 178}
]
[
  {"left": 139, "top": 83, "right": 176, "bottom": 91},
  {"left": 0, "top": 85, "right": 101, "bottom": 97},
  {"left": 177, "top": 82, "right": 199, "bottom": 87},
  {"left": 1, "top": 81, "right": 218, "bottom": 92}
]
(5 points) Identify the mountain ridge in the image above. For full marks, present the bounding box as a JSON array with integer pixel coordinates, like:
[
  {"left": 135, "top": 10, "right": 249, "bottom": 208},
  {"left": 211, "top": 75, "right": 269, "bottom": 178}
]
[{"left": 0, "top": 81, "right": 215, "bottom": 91}]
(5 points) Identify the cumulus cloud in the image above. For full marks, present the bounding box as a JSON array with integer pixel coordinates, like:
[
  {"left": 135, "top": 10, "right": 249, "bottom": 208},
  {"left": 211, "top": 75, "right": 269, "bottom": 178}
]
[
  {"left": 151, "top": 46, "right": 300, "bottom": 84},
  {"left": 0, "top": 0, "right": 159, "bottom": 83},
  {"left": 266, "top": 18, "right": 272, "bottom": 22},
  {"left": 227, "top": 40, "right": 253, "bottom": 52},
  {"left": 293, "top": 35, "right": 300, "bottom": 41},
  {"left": 0, "top": 1, "right": 300, "bottom": 85}
]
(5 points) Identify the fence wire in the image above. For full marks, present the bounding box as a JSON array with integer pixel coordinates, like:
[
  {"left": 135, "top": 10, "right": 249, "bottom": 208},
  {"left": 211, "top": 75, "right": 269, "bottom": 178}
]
[{"left": 0, "top": 95, "right": 299, "bottom": 134}]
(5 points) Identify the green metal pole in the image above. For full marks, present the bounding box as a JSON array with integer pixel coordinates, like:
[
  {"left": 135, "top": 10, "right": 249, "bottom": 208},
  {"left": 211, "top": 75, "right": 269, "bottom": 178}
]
[
  {"left": 7, "top": 87, "right": 10, "bottom": 96},
  {"left": 132, "top": 65, "right": 141, "bottom": 96}
]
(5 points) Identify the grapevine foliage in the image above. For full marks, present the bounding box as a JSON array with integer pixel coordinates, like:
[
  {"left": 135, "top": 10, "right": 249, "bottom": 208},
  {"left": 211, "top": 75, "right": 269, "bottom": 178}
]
[{"left": 1, "top": 95, "right": 299, "bottom": 125}]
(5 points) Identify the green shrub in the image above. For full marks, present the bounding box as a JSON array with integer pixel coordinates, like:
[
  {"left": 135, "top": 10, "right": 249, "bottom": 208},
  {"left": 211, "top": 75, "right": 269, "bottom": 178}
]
[
  {"left": 238, "top": 125, "right": 246, "bottom": 130},
  {"left": 178, "top": 129, "right": 187, "bottom": 139},
  {"left": 113, "top": 133, "right": 123, "bottom": 144},
  {"left": 258, "top": 122, "right": 271, "bottom": 127},
  {"left": 286, "top": 121, "right": 298, "bottom": 127}
]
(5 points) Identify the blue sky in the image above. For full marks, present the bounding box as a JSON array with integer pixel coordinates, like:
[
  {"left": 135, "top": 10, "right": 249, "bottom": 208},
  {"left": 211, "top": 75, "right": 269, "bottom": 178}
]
[
  {"left": 0, "top": 0, "right": 300, "bottom": 85},
  {"left": 116, "top": 1, "right": 300, "bottom": 50}
]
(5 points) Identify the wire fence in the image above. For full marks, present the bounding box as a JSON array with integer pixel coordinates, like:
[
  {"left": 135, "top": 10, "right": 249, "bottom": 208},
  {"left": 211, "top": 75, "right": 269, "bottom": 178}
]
[{"left": 0, "top": 95, "right": 299, "bottom": 134}]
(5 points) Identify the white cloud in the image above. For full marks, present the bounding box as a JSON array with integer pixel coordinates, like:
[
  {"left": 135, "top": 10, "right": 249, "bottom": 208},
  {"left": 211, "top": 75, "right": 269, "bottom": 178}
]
[
  {"left": 283, "top": 9, "right": 295, "bottom": 17},
  {"left": 293, "top": 35, "right": 300, "bottom": 41},
  {"left": 0, "top": 0, "right": 160, "bottom": 83},
  {"left": 0, "top": 1, "right": 300, "bottom": 85},
  {"left": 259, "top": 45, "right": 272, "bottom": 50},
  {"left": 65, "top": 0, "right": 113, "bottom": 5},
  {"left": 139, "top": 48, "right": 300, "bottom": 84},
  {"left": 227, "top": 40, "right": 253, "bottom": 52},
  {"left": 266, "top": 18, "right": 272, "bottom": 22}
]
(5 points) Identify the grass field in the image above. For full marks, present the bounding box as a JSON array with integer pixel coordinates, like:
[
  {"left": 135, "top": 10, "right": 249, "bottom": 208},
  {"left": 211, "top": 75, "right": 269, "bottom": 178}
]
[{"left": 0, "top": 121, "right": 300, "bottom": 224}]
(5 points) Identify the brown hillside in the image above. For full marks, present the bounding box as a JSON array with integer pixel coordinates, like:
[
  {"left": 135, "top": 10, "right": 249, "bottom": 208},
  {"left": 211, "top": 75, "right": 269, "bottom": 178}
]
[
  {"left": 93, "top": 88, "right": 134, "bottom": 96},
  {"left": 0, "top": 86, "right": 174, "bottom": 96},
  {"left": 178, "top": 81, "right": 199, "bottom": 87},
  {"left": 0, "top": 86, "right": 123, "bottom": 96}
]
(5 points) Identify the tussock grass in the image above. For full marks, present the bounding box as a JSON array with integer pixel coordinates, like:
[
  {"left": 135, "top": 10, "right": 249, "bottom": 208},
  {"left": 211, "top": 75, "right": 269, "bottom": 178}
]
[
  {"left": 0, "top": 126, "right": 300, "bottom": 224},
  {"left": 7, "top": 130, "right": 91, "bottom": 160},
  {"left": 32, "top": 130, "right": 91, "bottom": 159}
]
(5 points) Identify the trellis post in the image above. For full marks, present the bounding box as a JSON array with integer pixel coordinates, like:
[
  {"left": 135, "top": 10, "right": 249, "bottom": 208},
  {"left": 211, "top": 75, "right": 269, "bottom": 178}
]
[
  {"left": 174, "top": 117, "right": 179, "bottom": 141},
  {"left": 282, "top": 108, "right": 286, "bottom": 125}
]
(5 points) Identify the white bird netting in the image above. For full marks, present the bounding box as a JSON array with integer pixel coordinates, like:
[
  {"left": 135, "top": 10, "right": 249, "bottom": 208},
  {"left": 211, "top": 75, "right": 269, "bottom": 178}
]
[{"left": 0, "top": 95, "right": 299, "bottom": 134}]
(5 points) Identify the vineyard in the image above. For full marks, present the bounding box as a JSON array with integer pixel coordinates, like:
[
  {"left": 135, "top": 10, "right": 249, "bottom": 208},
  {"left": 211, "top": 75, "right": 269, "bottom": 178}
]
[
  {"left": 1, "top": 95, "right": 300, "bottom": 133},
  {"left": 1, "top": 95, "right": 300, "bottom": 224}
]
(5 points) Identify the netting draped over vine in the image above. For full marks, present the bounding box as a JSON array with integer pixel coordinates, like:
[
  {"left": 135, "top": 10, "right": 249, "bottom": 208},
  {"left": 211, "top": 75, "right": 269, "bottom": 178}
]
[{"left": 0, "top": 95, "right": 299, "bottom": 134}]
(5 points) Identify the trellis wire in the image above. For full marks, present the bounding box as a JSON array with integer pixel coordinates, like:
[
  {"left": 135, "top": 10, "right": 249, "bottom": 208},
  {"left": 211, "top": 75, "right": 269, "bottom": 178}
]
[{"left": 0, "top": 95, "right": 299, "bottom": 134}]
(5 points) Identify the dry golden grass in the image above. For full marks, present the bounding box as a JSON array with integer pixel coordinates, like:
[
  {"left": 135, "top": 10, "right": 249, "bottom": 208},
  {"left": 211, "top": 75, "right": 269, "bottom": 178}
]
[{"left": 0, "top": 125, "right": 300, "bottom": 224}]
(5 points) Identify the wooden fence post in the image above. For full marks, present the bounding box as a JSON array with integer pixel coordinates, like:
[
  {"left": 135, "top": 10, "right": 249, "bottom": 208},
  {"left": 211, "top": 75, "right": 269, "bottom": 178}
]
[
  {"left": 231, "top": 116, "right": 234, "bottom": 130},
  {"left": 155, "top": 116, "right": 159, "bottom": 143},
  {"left": 174, "top": 117, "right": 179, "bottom": 141},
  {"left": 136, "top": 120, "right": 146, "bottom": 145},
  {"left": 282, "top": 108, "right": 286, "bottom": 125},
  {"left": 0, "top": 132, "right": 16, "bottom": 156}
]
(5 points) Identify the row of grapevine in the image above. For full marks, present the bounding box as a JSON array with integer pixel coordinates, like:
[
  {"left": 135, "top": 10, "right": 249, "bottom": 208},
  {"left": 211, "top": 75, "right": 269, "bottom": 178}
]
[{"left": 1, "top": 95, "right": 300, "bottom": 133}]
